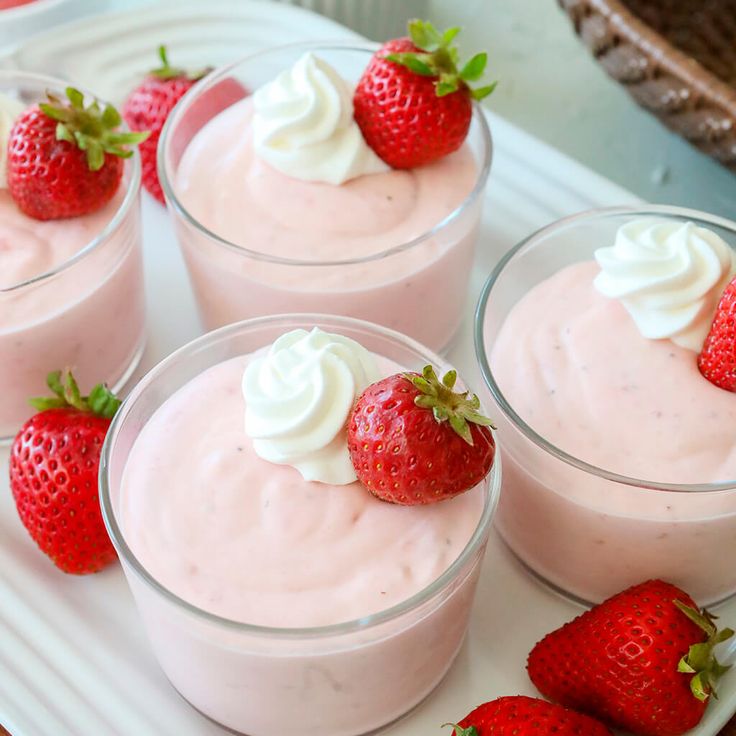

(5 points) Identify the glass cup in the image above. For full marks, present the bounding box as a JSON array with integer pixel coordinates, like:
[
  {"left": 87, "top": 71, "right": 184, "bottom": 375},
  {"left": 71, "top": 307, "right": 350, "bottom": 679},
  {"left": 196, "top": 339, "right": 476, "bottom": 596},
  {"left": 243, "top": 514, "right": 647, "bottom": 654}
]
[
  {"left": 0, "top": 71, "right": 145, "bottom": 442},
  {"left": 475, "top": 206, "right": 736, "bottom": 607},
  {"left": 159, "top": 42, "right": 492, "bottom": 354},
  {"left": 101, "top": 313, "right": 500, "bottom": 736}
]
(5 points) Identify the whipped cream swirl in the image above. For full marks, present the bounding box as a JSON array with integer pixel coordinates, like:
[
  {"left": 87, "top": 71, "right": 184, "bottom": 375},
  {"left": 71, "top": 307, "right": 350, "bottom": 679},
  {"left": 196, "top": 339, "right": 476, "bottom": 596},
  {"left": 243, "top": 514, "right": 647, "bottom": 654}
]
[
  {"left": 242, "top": 327, "right": 381, "bottom": 484},
  {"left": 594, "top": 219, "right": 736, "bottom": 351},
  {"left": 252, "top": 52, "right": 388, "bottom": 185},
  {"left": 0, "top": 93, "right": 25, "bottom": 189}
]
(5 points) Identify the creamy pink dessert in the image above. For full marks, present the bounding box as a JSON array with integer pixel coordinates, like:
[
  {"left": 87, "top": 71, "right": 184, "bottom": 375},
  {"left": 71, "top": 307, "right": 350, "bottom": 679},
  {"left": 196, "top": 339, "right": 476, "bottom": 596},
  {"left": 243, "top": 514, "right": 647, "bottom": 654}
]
[
  {"left": 0, "top": 82, "right": 146, "bottom": 440},
  {"left": 121, "top": 355, "right": 483, "bottom": 627},
  {"left": 114, "top": 325, "right": 493, "bottom": 736},
  {"left": 486, "top": 218, "right": 736, "bottom": 604},
  {"left": 165, "top": 50, "right": 489, "bottom": 351}
]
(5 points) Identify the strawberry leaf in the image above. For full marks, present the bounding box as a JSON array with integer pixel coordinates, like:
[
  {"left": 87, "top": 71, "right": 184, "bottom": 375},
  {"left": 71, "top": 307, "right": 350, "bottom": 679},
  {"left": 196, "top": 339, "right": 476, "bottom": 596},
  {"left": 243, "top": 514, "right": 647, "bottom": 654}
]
[
  {"left": 384, "top": 52, "right": 435, "bottom": 77},
  {"left": 88, "top": 383, "right": 121, "bottom": 419},
  {"left": 65, "top": 86, "right": 84, "bottom": 110},
  {"left": 55, "top": 123, "right": 75, "bottom": 144},
  {"left": 436, "top": 75, "right": 460, "bottom": 97},
  {"left": 408, "top": 19, "right": 443, "bottom": 52},
  {"left": 40, "top": 88, "right": 148, "bottom": 170},
  {"left": 442, "top": 724, "right": 478, "bottom": 736},
  {"left": 460, "top": 52, "right": 487, "bottom": 82},
  {"left": 471, "top": 82, "right": 497, "bottom": 101},
  {"left": 406, "top": 365, "right": 495, "bottom": 445},
  {"left": 28, "top": 369, "right": 120, "bottom": 418},
  {"left": 674, "top": 599, "right": 733, "bottom": 702},
  {"left": 102, "top": 103, "right": 122, "bottom": 129},
  {"left": 441, "top": 27, "right": 461, "bottom": 46}
]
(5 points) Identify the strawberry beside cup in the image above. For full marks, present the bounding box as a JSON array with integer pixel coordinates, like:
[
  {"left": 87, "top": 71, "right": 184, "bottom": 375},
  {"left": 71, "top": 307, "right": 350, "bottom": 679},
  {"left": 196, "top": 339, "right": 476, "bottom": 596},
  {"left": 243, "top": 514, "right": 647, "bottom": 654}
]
[{"left": 9, "top": 370, "right": 121, "bottom": 575}]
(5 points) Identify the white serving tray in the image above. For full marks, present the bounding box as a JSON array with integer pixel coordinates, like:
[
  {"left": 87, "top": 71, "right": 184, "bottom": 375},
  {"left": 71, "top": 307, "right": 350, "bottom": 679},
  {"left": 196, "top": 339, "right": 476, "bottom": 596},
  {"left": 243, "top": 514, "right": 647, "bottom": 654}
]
[{"left": 1, "top": 2, "right": 735, "bottom": 735}]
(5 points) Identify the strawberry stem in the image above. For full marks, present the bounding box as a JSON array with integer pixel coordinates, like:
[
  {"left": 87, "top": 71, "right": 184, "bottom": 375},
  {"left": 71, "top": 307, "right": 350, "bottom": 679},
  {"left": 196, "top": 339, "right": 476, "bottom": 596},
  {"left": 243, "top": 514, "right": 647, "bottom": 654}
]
[
  {"left": 29, "top": 370, "right": 121, "bottom": 419},
  {"left": 385, "top": 19, "right": 497, "bottom": 101},
  {"left": 39, "top": 88, "right": 149, "bottom": 172},
  {"left": 404, "top": 365, "right": 495, "bottom": 446},
  {"left": 150, "top": 44, "right": 211, "bottom": 82},
  {"left": 674, "top": 599, "right": 734, "bottom": 702}
]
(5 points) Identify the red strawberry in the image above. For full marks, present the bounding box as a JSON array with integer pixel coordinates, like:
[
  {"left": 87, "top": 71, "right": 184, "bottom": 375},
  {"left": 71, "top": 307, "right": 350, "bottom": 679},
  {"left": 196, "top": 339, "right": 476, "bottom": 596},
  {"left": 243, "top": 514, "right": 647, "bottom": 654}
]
[
  {"left": 447, "top": 695, "right": 613, "bottom": 735},
  {"left": 7, "top": 88, "right": 147, "bottom": 220},
  {"left": 123, "top": 45, "right": 210, "bottom": 203},
  {"left": 9, "top": 370, "right": 121, "bottom": 574},
  {"left": 527, "top": 580, "right": 734, "bottom": 736},
  {"left": 347, "top": 365, "right": 495, "bottom": 505},
  {"left": 353, "top": 20, "right": 496, "bottom": 169},
  {"left": 698, "top": 275, "right": 736, "bottom": 390}
]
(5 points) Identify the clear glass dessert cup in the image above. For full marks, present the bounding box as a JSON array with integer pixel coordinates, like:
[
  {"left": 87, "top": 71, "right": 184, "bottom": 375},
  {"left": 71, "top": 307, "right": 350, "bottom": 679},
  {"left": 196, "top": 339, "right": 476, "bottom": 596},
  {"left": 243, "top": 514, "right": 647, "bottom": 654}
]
[
  {"left": 159, "top": 42, "right": 492, "bottom": 355},
  {"left": 101, "top": 313, "right": 501, "bottom": 736},
  {"left": 0, "top": 71, "right": 145, "bottom": 443},
  {"left": 475, "top": 205, "right": 736, "bottom": 607}
]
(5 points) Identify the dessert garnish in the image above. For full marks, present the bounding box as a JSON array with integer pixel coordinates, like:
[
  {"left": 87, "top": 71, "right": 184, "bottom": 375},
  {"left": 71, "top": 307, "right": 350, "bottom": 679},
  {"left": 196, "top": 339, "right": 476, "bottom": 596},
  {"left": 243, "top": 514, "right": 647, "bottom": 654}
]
[
  {"left": 594, "top": 220, "right": 736, "bottom": 351},
  {"left": 9, "top": 370, "right": 121, "bottom": 574},
  {"left": 444, "top": 695, "right": 612, "bottom": 736},
  {"left": 347, "top": 365, "right": 495, "bottom": 505},
  {"left": 242, "top": 327, "right": 380, "bottom": 485},
  {"left": 353, "top": 19, "right": 496, "bottom": 169},
  {"left": 698, "top": 274, "right": 736, "bottom": 391},
  {"left": 527, "top": 579, "right": 734, "bottom": 736},
  {"left": 7, "top": 87, "right": 148, "bottom": 220},
  {"left": 252, "top": 52, "right": 388, "bottom": 185},
  {"left": 123, "top": 45, "right": 211, "bottom": 203}
]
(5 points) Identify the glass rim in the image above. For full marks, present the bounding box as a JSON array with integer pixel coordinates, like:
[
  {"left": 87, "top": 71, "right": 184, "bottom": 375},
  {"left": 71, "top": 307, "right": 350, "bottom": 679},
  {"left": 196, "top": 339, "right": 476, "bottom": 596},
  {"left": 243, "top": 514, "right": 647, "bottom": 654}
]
[
  {"left": 158, "top": 40, "right": 493, "bottom": 268},
  {"left": 474, "top": 203, "right": 736, "bottom": 494},
  {"left": 100, "top": 313, "right": 501, "bottom": 639},
  {"left": 0, "top": 69, "right": 142, "bottom": 294}
]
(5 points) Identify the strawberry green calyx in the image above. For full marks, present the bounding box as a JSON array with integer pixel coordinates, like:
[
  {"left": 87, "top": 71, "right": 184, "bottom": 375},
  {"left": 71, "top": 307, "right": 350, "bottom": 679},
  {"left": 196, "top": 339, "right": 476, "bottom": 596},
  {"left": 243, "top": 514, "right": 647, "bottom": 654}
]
[
  {"left": 385, "top": 19, "right": 497, "bottom": 100},
  {"left": 29, "top": 369, "right": 121, "bottom": 419},
  {"left": 39, "top": 87, "right": 149, "bottom": 172},
  {"left": 443, "top": 724, "right": 478, "bottom": 736},
  {"left": 150, "top": 45, "right": 211, "bottom": 82},
  {"left": 675, "top": 599, "right": 734, "bottom": 701},
  {"left": 404, "top": 365, "right": 495, "bottom": 446}
]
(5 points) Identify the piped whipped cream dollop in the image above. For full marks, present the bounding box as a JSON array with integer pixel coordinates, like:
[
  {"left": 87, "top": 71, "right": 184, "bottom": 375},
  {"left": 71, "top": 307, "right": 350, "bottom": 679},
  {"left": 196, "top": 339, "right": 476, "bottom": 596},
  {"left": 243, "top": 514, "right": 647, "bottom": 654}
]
[
  {"left": 252, "top": 52, "right": 388, "bottom": 185},
  {"left": 594, "top": 219, "right": 736, "bottom": 351},
  {"left": 242, "top": 327, "right": 381, "bottom": 485},
  {"left": 0, "top": 93, "right": 25, "bottom": 189}
]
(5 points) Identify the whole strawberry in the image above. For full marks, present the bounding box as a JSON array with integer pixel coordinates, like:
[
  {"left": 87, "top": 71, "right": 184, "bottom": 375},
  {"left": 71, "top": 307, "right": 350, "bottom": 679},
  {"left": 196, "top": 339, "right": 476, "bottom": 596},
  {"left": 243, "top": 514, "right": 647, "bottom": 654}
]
[
  {"left": 446, "top": 696, "right": 612, "bottom": 735},
  {"left": 7, "top": 88, "right": 147, "bottom": 220},
  {"left": 698, "top": 275, "right": 736, "bottom": 390},
  {"left": 9, "top": 370, "right": 121, "bottom": 574},
  {"left": 347, "top": 365, "right": 495, "bottom": 504},
  {"left": 123, "top": 45, "right": 209, "bottom": 203},
  {"left": 527, "top": 580, "right": 734, "bottom": 736},
  {"left": 353, "top": 20, "right": 496, "bottom": 169}
]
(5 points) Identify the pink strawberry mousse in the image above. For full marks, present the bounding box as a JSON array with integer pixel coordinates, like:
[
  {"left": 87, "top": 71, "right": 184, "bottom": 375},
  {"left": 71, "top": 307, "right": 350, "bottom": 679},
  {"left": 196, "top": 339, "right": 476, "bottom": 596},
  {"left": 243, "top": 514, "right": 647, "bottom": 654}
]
[
  {"left": 171, "top": 94, "right": 482, "bottom": 351},
  {"left": 120, "top": 354, "right": 483, "bottom": 626},
  {"left": 115, "top": 328, "right": 490, "bottom": 736},
  {"left": 0, "top": 182, "right": 144, "bottom": 439},
  {"left": 488, "top": 260, "right": 736, "bottom": 604}
]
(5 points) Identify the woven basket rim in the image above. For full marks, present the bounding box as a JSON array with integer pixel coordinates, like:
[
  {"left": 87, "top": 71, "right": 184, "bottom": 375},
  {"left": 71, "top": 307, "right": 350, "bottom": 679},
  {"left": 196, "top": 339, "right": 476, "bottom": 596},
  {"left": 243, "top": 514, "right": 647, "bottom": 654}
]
[{"left": 586, "top": 0, "right": 736, "bottom": 116}]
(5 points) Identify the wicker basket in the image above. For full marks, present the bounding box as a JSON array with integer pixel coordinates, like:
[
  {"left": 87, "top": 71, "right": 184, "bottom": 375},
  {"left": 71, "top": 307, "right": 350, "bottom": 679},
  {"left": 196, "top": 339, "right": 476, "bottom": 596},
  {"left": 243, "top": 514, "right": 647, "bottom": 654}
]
[{"left": 559, "top": 0, "right": 736, "bottom": 171}]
